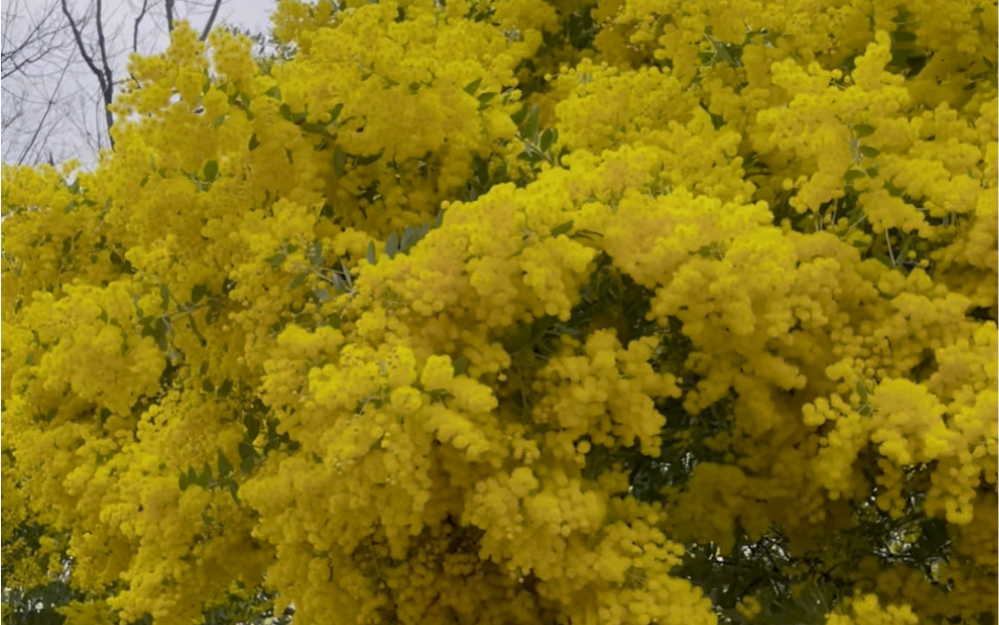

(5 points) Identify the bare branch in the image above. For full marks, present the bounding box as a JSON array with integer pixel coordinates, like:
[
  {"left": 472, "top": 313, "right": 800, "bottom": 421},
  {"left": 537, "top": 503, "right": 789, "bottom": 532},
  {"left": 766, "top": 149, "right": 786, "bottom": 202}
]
[
  {"left": 61, "top": 0, "right": 115, "bottom": 147},
  {"left": 200, "top": 0, "right": 222, "bottom": 41},
  {"left": 60, "top": 0, "right": 107, "bottom": 93},
  {"left": 133, "top": 0, "right": 150, "bottom": 52},
  {"left": 16, "top": 56, "right": 71, "bottom": 165},
  {"left": 95, "top": 0, "right": 114, "bottom": 97},
  {"left": 165, "top": 0, "right": 175, "bottom": 32},
  {"left": 2, "top": 0, "right": 65, "bottom": 80}
]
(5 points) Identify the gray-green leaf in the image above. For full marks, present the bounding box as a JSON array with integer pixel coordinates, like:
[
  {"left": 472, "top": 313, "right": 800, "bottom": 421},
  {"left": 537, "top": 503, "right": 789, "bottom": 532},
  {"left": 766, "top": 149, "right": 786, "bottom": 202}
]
[
  {"left": 203, "top": 160, "right": 218, "bottom": 181},
  {"left": 386, "top": 231, "right": 399, "bottom": 259},
  {"left": 853, "top": 124, "right": 876, "bottom": 138},
  {"left": 218, "top": 451, "right": 234, "bottom": 478},
  {"left": 334, "top": 145, "right": 347, "bottom": 176},
  {"left": 463, "top": 77, "right": 483, "bottom": 95},
  {"left": 550, "top": 220, "right": 574, "bottom": 237}
]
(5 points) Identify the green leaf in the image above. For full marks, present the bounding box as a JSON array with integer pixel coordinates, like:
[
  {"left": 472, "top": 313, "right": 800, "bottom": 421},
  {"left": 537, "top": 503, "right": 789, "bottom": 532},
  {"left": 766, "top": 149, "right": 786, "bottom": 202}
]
[
  {"left": 540, "top": 128, "right": 556, "bottom": 152},
  {"left": 314, "top": 287, "right": 333, "bottom": 302},
  {"left": 844, "top": 169, "right": 866, "bottom": 183},
  {"left": 400, "top": 226, "right": 419, "bottom": 252},
  {"left": 160, "top": 284, "right": 170, "bottom": 310},
  {"left": 453, "top": 357, "right": 470, "bottom": 376},
  {"left": 290, "top": 273, "right": 309, "bottom": 289},
  {"left": 853, "top": 124, "right": 876, "bottom": 138},
  {"left": 524, "top": 105, "right": 540, "bottom": 141},
  {"left": 355, "top": 150, "right": 383, "bottom": 166},
  {"left": 550, "top": 220, "right": 574, "bottom": 237},
  {"left": 186, "top": 466, "right": 198, "bottom": 488},
  {"left": 308, "top": 241, "right": 324, "bottom": 265},
  {"left": 191, "top": 284, "right": 208, "bottom": 304},
  {"left": 153, "top": 317, "right": 169, "bottom": 351},
  {"left": 328, "top": 103, "right": 344, "bottom": 124},
  {"left": 239, "top": 441, "right": 257, "bottom": 463},
  {"left": 265, "top": 86, "right": 281, "bottom": 99},
  {"left": 386, "top": 231, "right": 399, "bottom": 259},
  {"left": 244, "top": 414, "right": 261, "bottom": 442},
  {"left": 505, "top": 322, "right": 534, "bottom": 353},
  {"left": 179, "top": 471, "right": 190, "bottom": 491},
  {"left": 367, "top": 240, "right": 377, "bottom": 264},
  {"left": 199, "top": 462, "right": 213, "bottom": 486},
  {"left": 570, "top": 229, "right": 604, "bottom": 241},
  {"left": 517, "top": 150, "right": 545, "bottom": 165},
  {"left": 248, "top": 134, "right": 260, "bottom": 151},
  {"left": 855, "top": 382, "right": 868, "bottom": 403},
  {"left": 200, "top": 361, "right": 210, "bottom": 376},
  {"left": 463, "top": 77, "right": 483, "bottom": 95},
  {"left": 203, "top": 379, "right": 216, "bottom": 393},
  {"left": 477, "top": 92, "right": 497, "bottom": 107},
  {"left": 240, "top": 455, "right": 256, "bottom": 473},
  {"left": 203, "top": 160, "right": 218, "bottom": 181},
  {"left": 265, "top": 253, "right": 287, "bottom": 268},
  {"left": 859, "top": 145, "right": 881, "bottom": 158},
  {"left": 333, "top": 145, "right": 347, "bottom": 176},
  {"left": 894, "top": 29, "right": 917, "bottom": 43},
  {"left": 217, "top": 379, "right": 233, "bottom": 398},
  {"left": 188, "top": 317, "right": 207, "bottom": 347},
  {"left": 331, "top": 272, "right": 348, "bottom": 293},
  {"left": 228, "top": 481, "right": 240, "bottom": 504},
  {"left": 531, "top": 316, "right": 554, "bottom": 342},
  {"left": 218, "top": 451, "right": 234, "bottom": 478},
  {"left": 301, "top": 122, "right": 334, "bottom": 138},
  {"left": 510, "top": 103, "right": 529, "bottom": 126}
]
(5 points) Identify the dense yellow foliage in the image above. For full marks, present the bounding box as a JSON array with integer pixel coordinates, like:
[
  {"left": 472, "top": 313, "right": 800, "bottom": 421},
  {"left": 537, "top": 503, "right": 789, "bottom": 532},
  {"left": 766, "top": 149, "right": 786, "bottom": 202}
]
[{"left": 2, "top": 0, "right": 996, "bottom": 624}]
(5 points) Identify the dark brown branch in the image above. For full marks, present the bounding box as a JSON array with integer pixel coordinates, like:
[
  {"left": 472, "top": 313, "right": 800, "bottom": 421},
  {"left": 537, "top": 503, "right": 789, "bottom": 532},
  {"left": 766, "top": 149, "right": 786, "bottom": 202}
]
[
  {"left": 60, "top": 0, "right": 106, "bottom": 92},
  {"left": 199, "top": 0, "right": 222, "bottom": 41},
  {"left": 94, "top": 0, "right": 115, "bottom": 144},
  {"left": 165, "top": 0, "right": 174, "bottom": 32},
  {"left": 60, "top": 0, "right": 115, "bottom": 147},
  {"left": 133, "top": 0, "right": 150, "bottom": 52},
  {"left": 95, "top": 0, "right": 112, "bottom": 90}
]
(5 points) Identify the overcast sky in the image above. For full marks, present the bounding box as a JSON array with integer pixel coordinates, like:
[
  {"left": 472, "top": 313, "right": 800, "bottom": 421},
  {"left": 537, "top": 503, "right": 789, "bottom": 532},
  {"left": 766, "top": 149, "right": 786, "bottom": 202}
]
[{"left": 2, "top": 0, "right": 278, "bottom": 167}]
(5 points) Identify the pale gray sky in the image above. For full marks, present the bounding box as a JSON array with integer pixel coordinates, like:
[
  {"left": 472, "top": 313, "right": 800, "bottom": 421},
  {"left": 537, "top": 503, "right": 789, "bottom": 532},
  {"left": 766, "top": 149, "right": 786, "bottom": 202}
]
[{"left": 1, "top": 0, "right": 279, "bottom": 167}]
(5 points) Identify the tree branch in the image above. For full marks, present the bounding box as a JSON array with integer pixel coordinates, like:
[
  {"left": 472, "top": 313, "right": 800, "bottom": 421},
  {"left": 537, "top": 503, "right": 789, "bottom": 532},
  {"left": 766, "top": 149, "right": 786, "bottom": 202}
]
[
  {"left": 95, "top": 0, "right": 113, "bottom": 92},
  {"left": 94, "top": 0, "right": 116, "bottom": 144},
  {"left": 60, "top": 0, "right": 105, "bottom": 92},
  {"left": 165, "top": 0, "right": 174, "bottom": 32},
  {"left": 61, "top": 0, "right": 115, "bottom": 147},
  {"left": 16, "top": 56, "right": 71, "bottom": 165},
  {"left": 133, "top": 0, "right": 150, "bottom": 52},
  {"left": 200, "top": 0, "right": 222, "bottom": 41}
]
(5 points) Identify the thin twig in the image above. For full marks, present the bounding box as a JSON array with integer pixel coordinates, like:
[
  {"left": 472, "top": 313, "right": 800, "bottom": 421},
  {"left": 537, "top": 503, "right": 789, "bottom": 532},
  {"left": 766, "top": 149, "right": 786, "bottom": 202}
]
[
  {"left": 15, "top": 54, "right": 71, "bottom": 165},
  {"left": 200, "top": 0, "right": 222, "bottom": 41},
  {"left": 60, "top": 0, "right": 115, "bottom": 146},
  {"left": 133, "top": 0, "right": 150, "bottom": 52},
  {"left": 885, "top": 230, "right": 896, "bottom": 266}
]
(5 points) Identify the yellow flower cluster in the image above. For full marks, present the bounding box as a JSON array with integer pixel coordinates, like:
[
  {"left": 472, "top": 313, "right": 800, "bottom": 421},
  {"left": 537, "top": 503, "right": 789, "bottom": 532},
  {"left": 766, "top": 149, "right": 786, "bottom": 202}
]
[{"left": 2, "top": 0, "right": 996, "bottom": 623}]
